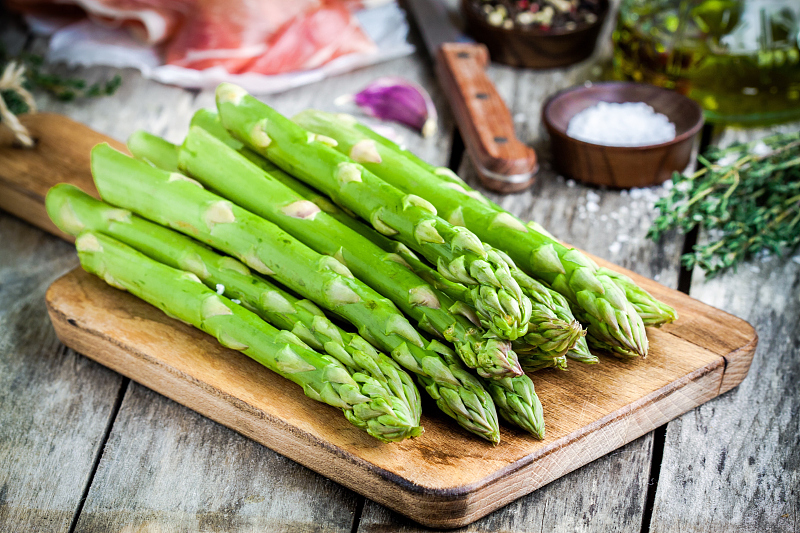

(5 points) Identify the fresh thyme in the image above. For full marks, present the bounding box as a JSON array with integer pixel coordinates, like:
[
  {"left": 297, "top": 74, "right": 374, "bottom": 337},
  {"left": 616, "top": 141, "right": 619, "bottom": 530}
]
[
  {"left": 0, "top": 44, "right": 121, "bottom": 146},
  {"left": 648, "top": 131, "right": 800, "bottom": 277},
  {"left": 19, "top": 53, "right": 122, "bottom": 102},
  {"left": 0, "top": 45, "right": 121, "bottom": 114}
]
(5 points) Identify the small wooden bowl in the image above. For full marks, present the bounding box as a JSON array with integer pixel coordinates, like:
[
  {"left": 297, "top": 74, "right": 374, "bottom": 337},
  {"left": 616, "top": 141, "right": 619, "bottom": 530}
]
[
  {"left": 460, "top": 0, "right": 609, "bottom": 69},
  {"left": 542, "top": 82, "right": 704, "bottom": 188}
]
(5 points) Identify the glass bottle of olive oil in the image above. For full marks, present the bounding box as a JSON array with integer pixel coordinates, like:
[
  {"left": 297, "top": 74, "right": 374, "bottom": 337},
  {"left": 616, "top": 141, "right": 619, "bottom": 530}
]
[{"left": 613, "top": 0, "right": 800, "bottom": 125}]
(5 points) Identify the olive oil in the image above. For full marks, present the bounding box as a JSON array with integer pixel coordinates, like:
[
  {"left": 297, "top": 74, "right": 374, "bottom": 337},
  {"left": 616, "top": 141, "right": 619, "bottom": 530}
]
[{"left": 613, "top": 0, "right": 800, "bottom": 125}]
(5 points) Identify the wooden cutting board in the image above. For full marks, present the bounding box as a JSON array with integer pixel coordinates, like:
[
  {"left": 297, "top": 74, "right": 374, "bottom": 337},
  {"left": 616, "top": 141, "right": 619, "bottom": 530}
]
[{"left": 1, "top": 114, "right": 757, "bottom": 528}]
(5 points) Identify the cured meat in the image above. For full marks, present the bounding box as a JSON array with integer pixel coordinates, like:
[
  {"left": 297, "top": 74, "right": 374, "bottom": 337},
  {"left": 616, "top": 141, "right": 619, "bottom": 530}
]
[
  {"left": 7, "top": 0, "right": 378, "bottom": 75},
  {"left": 164, "top": 0, "right": 321, "bottom": 72},
  {"left": 244, "top": 2, "right": 376, "bottom": 75},
  {"left": 7, "top": 0, "right": 190, "bottom": 43}
]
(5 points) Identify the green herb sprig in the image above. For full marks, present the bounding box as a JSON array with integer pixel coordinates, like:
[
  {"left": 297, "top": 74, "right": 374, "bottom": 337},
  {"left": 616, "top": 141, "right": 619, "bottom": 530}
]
[
  {"left": 648, "top": 131, "right": 800, "bottom": 277},
  {"left": 20, "top": 53, "right": 122, "bottom": 102},
  {"left": 0, "top": 44, "right": 121, "bottom": 116}
]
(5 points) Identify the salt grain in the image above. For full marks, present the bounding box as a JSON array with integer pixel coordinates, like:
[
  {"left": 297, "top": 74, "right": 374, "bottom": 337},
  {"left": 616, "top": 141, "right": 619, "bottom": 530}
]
[
  {"left": 567, "top": 102, "right": 676, "bottom": 147},
  {"left": 716, "top": 153, "right": 738, "bottom": 167},
  {"left": 752, "top": 141, "right": 772, "bottom": 157}
]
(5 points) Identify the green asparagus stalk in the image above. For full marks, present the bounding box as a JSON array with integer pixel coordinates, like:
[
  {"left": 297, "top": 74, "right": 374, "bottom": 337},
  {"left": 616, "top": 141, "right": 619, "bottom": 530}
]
[
  {"left": 505, "top": 224, "right": 596, "bottom": 363},
  {"left": 189, "top": 109, "right": 365, "bottom": 232},
  {"left": 394, "top": 240, "right": 583, "bottom": 362},
  {"left": 428, "top": 340, "right": 544, "bottom": 439},
  {"left": 70, "top": 230, "right": 417, "bottom": 442},
  {"left": 165, "top": 123, "right": 548, "bottom": 434},
  {"left": 175, "top": 124, "right": 523, "bottom": 379},
  {"left": 128, "top": 130, "right": 180, "bottom": 172},
  {"left": 46, "top": 183, "right": 423, "bottom": 438},
  {"left": 567, "top": 336, "right": 598, "bottom": 365},
  {"left": 214, "top": 84, "right": 532, "bottom": 342},
  {"left": 520, "top": 354, "right": 568, "bottom": 373},
  {"left": 338, "top": 216, "right": 583, "bottom": 364},
  {"left": 507, "top": 265, "right": 585, "bottom": 359},
  {"left": 596, "top": 268, "right": 677, "bottom": 327},
  {"left": 294, "top": 110, "right": 662, "bottom": 357},
  {"left": 90, "top": 144, "right": 501, "bottom": 443}
]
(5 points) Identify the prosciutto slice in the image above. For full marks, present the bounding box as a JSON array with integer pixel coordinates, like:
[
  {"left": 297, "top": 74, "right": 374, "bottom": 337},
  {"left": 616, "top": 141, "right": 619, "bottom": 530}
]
[
  {"left": 164, "top": 0, "right": 322, "bottom": 72},
  {"left": 243, "top": 3, "right": 376, "bottom": 75},
  {"left": 7, "top": 0, "right": 377, "bottom": 75},
  {"left": 7, "top": 0, "right": 190, "bottom": 43}
]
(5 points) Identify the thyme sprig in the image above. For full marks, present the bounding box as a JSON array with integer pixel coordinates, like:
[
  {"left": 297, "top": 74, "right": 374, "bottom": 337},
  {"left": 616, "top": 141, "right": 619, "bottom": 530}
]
[
  {"left": 648, "top": 131, "right": 800, "bottom": 277},
  {"left": 0, "top": 45, "right": 121, "bottom": 116},
  {"left": 0, "top": 44, "right": 121, "bottom": 146}
]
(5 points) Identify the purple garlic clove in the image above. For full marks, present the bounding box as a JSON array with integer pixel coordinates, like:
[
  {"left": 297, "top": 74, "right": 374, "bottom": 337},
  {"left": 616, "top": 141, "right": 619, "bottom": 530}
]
[{"left": 347, "top": 77, "right": 438, "bottom": 138}]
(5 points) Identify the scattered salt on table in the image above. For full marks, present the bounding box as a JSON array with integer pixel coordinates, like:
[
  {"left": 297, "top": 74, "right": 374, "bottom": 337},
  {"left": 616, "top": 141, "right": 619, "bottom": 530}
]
[{"left": 567, "top": 102, "right": 676, "bottom": 147}]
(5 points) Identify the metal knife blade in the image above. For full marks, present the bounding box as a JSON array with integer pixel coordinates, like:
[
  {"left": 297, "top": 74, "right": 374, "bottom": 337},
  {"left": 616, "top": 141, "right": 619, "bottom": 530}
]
[{"left": 404, "top": 0, "right": 471, "bottom": 56}]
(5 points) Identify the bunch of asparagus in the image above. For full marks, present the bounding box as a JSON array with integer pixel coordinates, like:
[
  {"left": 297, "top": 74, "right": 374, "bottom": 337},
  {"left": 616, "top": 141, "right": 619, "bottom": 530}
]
[{"left": 47, "top": 82, "right": 676, "bottom": 445}]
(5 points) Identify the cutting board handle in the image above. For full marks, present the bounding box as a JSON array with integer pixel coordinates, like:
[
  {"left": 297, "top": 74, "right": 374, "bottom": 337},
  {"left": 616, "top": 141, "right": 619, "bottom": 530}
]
[
  {"left": 436, "top": 42, "right": 538, "bottom": 194},
  {"left": 0, "top": 113, "right": 126, "bottom": 241}
]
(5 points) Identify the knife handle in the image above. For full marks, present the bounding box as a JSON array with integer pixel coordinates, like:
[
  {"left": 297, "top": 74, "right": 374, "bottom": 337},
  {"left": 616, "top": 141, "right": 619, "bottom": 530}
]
[{"left": 436, "top": 42, "right": 537, "bottom": 194}]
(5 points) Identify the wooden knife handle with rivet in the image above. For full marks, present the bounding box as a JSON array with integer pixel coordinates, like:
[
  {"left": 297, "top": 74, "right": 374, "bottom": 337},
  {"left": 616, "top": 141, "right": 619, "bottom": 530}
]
[{"left": 436, "top": 42, "right": 538, "bottom": 193}]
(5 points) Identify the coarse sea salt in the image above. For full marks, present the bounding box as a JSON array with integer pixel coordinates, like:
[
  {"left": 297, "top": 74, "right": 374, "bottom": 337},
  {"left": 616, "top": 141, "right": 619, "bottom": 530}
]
[{"left": 567, "top": 102, "right": 676, "bottom": 147}]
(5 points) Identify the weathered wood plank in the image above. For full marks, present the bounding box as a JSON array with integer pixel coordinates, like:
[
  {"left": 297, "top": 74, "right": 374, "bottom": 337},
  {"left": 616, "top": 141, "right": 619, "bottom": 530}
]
[
  {"left": 45, "top": 257, "right": 752, "bottom": 528},
  {"left": 359, "top": 436, "right": 653, "bottom": 533},
  {"left": 0, "top": 213, "right": 125, "bottom": 532},
  {"left": 1, "top": 14, "right": 127, "bottom": 532},
  {"left": 73, "top": 382, "right": 361, "bottom": 532},
  {"left": 360, "top": 14, "right": 684, "bottom": 530},
  {"left": 650, "top": 123, "right": 800, "bottom": 533}
]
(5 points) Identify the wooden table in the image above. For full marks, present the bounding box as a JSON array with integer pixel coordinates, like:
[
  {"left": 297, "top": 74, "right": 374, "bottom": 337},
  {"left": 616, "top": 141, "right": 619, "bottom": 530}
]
[{"left": 1, "top": 8, "right": 797, "bottom": 533}]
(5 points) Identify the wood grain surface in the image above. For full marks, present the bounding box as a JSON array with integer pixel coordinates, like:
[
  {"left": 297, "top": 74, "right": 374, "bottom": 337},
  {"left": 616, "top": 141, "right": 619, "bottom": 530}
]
[
  {"left": 43, "top": 248, "right": 754, "bottom": 527},
  {"left": 0, "top": 214, "right": 125, "bottom": 532},
  {"left": 0, "top": 114, "right": 123, "bottom": 241},
  {"left": 73, "top": 383, "right": 360, "bottom": 533},
  {"left": 649, "top": 124, "right": 800, "bottom": 533}
]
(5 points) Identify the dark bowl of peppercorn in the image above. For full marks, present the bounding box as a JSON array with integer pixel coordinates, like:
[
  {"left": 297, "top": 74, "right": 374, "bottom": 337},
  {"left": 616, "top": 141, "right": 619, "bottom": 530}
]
[{"left": 461, "top": 0, "right": 609, "bottom": 69}]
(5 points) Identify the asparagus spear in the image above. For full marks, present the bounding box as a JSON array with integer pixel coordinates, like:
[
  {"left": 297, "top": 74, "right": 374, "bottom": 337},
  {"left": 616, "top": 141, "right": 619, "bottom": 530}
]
[
  {"left": 71, "top": 230, "right": 418, "bottom": 442},
  {"left": 428, "top": 340, "right": 544, "bottom": 439},
  {"left": 163, "top": 125, "right": 545, "bottom": 435},
  {"left": 596, "top": 268, "right": 677, "bottom": 327},
  {"left": 567, "top": 336, "right": 598, "bottom": 365},
  {"left": 294, "top": 110, "right": 665, "bottom": 357},
  {"left": 90, "top": 144, "right": 501, "bottom": 443},
  {"left": 176, "top": 124, "right": 523, "bottom": 379},
  {"left": 520, "top": 354, "right": 568, "bottom": 373},
  {"left": 214, "top": 84, "right": 532, "bottom": 342},
  {"left": 46, "top": 183, "right": 423, "bottom": 436},
  {"left": 335, "top": 214, "right": 583, "bottom": 365},
  {"left": 128, "top": 130, "right": 180, "bottom": 172}
]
